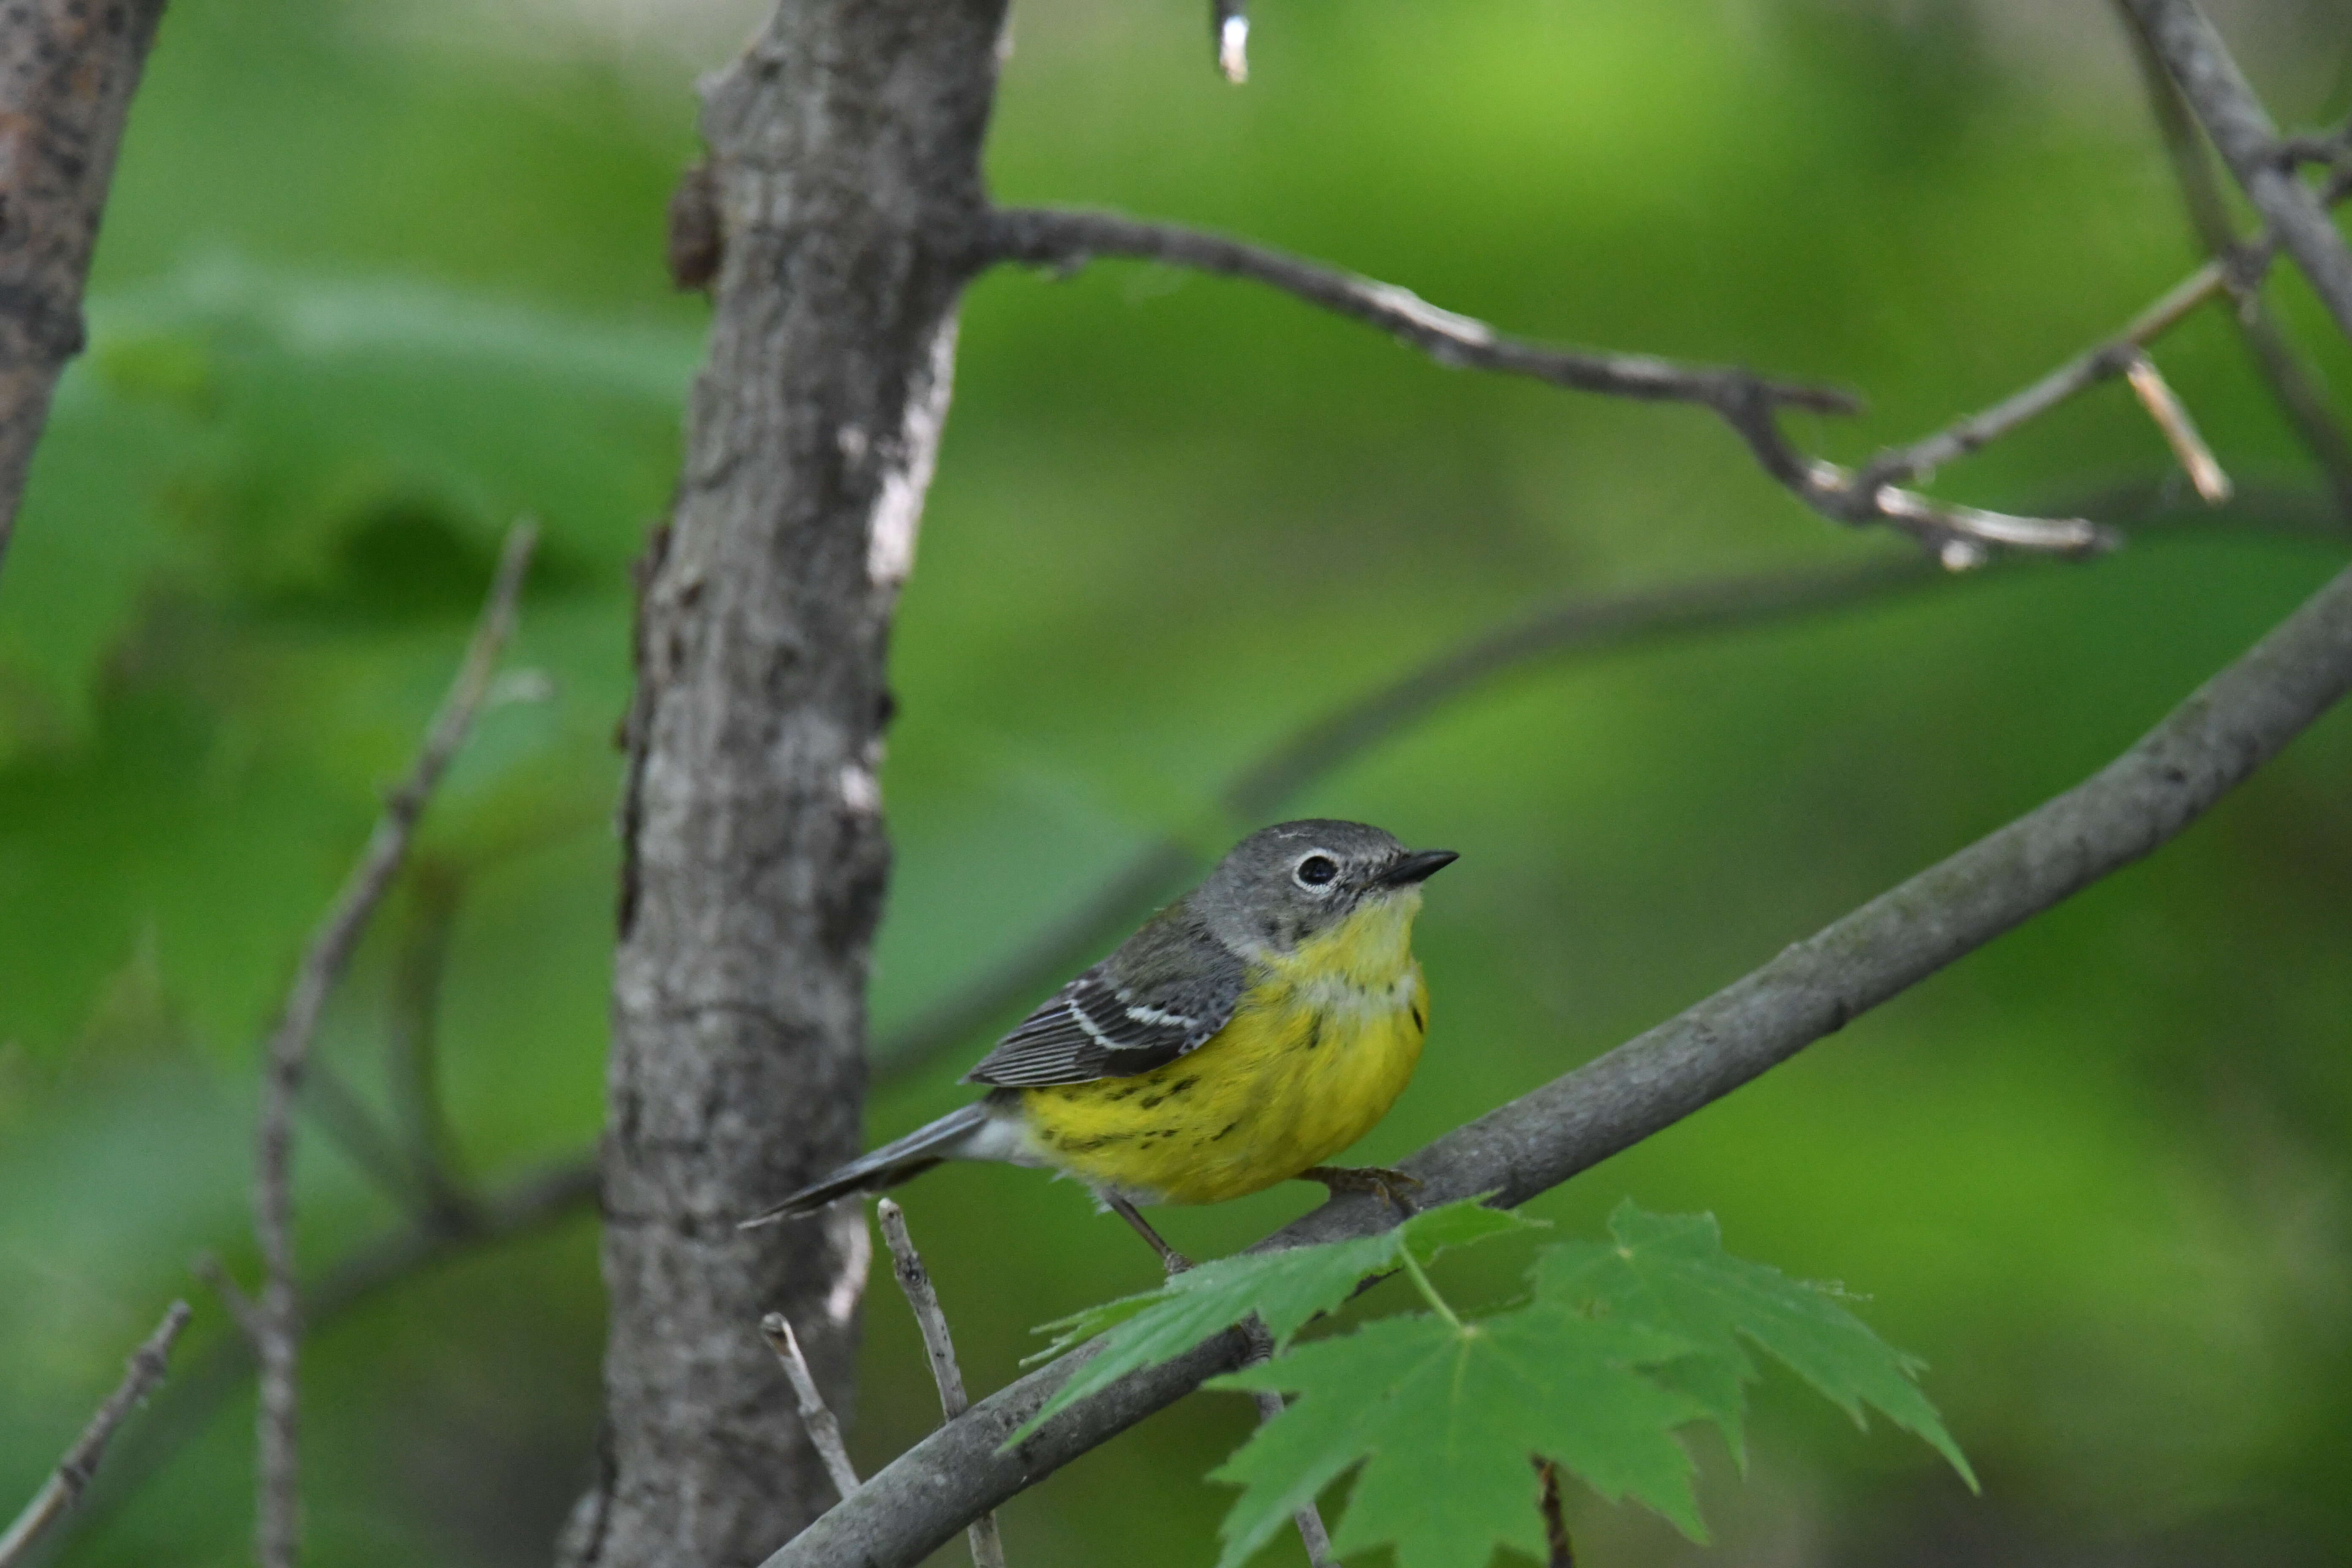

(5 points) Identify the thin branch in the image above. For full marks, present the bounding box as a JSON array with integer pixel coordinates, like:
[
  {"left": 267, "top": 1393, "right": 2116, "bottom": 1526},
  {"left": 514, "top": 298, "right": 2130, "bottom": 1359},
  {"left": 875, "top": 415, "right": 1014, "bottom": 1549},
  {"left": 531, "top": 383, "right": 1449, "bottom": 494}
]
[
  {"left": 984, "top": 208, "right": 1857, "bottom": 415},
  {"left": 0, "top": 1301, "right": 191, "bottom": 1568},
  {"left": 1235, "top": 1321, "right": 1337, "bottom": 1568},
  {"left": 875, "top": 1201, "right": 1005, "bottom": 1568},
  {"left": 0, "top": 0, "right": 170, "bottom": 575},
  {"left": 2122, "top": 0, "right": 2352, "bottom": 343},
  {"left": 764, "top": 549, "right": 2352, "bottom": 1568},
  {"left": 54, "top": 1157, "right": 597, "bottom": 1560},
  {"left": 983, "top": 207, "right": 2114, "bottom": 560},
  {"left": 874, "top": 552, "right": 1942, "bottom": 1076},
  {"left": 2116, "top": 5, "right": 2352, "bottom": 523},
  {"left": 1866, "top": 247, "right": 2242, "bottom": 490},
  {"left": 760, "top": 1315, "right": 863, "bottom": 1503},
  {"left": 245, "top": 520, "right": 537, "bottom": 1568}
]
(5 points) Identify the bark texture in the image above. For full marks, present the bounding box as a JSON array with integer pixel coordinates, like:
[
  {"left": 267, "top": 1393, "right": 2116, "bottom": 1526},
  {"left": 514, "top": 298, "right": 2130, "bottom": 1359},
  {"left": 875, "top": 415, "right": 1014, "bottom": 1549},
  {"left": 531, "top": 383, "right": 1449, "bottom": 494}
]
[
  {"left": 562, "top": 3, "right": 1004, "bottom": 1564},
  {"left": 0, "top": 0, "right": 168, "bottom": 569}
]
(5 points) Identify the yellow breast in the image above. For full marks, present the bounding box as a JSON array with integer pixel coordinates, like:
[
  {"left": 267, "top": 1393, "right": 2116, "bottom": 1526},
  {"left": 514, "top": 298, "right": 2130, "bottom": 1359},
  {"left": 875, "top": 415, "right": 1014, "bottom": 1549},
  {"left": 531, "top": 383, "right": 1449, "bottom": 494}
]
[{"left": 1017, "top": 892, "right": 1430, "bottom": 1205}]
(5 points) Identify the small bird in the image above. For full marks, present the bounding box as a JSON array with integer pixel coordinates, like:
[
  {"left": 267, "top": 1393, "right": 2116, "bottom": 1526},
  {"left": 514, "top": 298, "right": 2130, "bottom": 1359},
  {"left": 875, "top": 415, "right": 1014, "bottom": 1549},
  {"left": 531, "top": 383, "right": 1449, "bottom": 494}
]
[{"left": 741, "top": 819, "right": 1456, "bottom": 1268}]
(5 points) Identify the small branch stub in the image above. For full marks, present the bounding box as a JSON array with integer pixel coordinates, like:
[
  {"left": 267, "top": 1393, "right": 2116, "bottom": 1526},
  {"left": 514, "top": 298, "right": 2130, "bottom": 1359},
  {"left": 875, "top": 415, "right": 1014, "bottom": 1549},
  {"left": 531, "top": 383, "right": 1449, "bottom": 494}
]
[
  {"left": 2125, "top": 354, "right": 2232, "bottom": 503},
  {"left": 761, "top": 1314, "right": 862, "bottom": 1503}
]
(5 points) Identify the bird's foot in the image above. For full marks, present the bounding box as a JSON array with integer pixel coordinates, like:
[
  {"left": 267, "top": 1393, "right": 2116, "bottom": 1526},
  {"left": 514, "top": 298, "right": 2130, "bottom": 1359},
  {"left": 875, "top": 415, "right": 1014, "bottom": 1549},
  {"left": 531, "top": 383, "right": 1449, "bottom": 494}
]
[{"left": 1300, "top": 1165, "right": 1423, "bottom": 1214}]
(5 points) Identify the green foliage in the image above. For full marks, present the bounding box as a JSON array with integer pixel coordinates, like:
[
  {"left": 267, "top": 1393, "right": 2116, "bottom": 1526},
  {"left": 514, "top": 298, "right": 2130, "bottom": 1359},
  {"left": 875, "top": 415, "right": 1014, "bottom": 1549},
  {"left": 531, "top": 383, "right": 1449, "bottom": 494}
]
[
  {"left": 1020, "top": 1198, "right": 1542, "bottom": 1436},
  {"left": 1028, "top": 1199, "right": 1969, "bottom": 1568},
  {"left": 1539, "top": 1201, "right": 1978, "bottom": 1487}
]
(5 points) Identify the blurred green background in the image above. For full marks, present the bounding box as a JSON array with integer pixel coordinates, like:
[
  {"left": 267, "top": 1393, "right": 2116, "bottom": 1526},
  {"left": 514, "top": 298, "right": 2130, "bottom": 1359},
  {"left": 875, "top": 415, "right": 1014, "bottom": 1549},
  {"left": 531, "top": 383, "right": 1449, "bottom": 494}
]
[{"left": 4, "top": 0, "right": 2350, "bottom": 1563}]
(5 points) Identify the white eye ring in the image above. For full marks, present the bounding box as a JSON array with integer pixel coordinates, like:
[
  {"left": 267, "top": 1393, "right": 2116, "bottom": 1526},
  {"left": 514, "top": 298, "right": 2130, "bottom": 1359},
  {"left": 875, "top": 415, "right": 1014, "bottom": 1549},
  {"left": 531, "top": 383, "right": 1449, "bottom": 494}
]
[{"left": 1293, "top": 852, "right": 1340, "bottom": 891}]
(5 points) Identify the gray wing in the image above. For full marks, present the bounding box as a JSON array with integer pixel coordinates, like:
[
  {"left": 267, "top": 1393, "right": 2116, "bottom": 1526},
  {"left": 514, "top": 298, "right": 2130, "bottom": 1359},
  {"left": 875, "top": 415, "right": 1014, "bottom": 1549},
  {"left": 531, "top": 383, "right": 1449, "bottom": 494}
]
[{"left": 961, "top": 909, "right": 1246, "bottom": 1088}]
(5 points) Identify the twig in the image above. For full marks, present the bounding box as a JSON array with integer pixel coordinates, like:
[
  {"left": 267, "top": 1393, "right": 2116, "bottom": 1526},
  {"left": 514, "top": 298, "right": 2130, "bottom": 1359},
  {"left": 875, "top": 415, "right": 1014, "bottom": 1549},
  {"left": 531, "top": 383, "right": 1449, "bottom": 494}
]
[
  {"left": 2116, "top": 5, "right": 2352, "bottom": 523},
  {"left": 244, "top": 520, "right": 538, "bottom": 1568},
  {"left": 983, "top": 207, "right": 2118, "bottom": 559},
  {"left": 0, "top": 1301, "right": 191, "bottom": 1568},
  {"left": 763, "top": 546, "right": 2352, "bottom": 1568},
  {"left": 1234, "top": 1320, "right": 1338, "bottom": 1568},
  {"left": 2122, "top": 0, "right": 2352, "bottom": 343},
  {"left": 988, "top": 160, "right": 2352, "bottom": 566},
  {"left": 52, "top": 1158, "right": 598, "bottom": 1559},
  {"left": 874, "top": 552, "right": 1941, "bottom": 1076},
  {"left": 0, "top": 0, "right": 169, "bottom": 574},
  {"left": 760, "top": 1315, "right": 863, "bottom": 1502},
  {"left": 2124, "top": 354, "right": 2232, "bottom": 502},
  {"left": 1535, "top": 1459, "right": 1573, "bottom": 1568},
  {"left": 875, "top": 1201, "right": 1005, "bottom": 1568}
]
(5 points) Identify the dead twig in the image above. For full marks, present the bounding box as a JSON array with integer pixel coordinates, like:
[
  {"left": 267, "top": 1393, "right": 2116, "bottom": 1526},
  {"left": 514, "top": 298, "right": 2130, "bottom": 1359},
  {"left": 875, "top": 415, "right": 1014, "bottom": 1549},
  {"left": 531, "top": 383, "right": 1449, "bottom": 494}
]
[
  {"left": 2124, "top": 354, "right": 2232, "bottom": 503},
  {"left": 240, "top": 519, "right": 538, "bottom": 1568},
  {"left": 760, "top": 1315, "right": 863, "bottom": 1503},
  {"left": 875, "top": 1202, "right": 1005, "bottom": 1568},
  {"left": 0, "top": 1301, "right": 191, "bottom": 1568}
]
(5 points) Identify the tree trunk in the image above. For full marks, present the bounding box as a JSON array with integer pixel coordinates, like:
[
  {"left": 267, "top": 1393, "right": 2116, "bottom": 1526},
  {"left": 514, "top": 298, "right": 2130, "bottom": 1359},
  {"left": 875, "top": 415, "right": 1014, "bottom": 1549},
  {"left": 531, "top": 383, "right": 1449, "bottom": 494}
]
[
  {"left": 0, "top": 0, "right": 170, "bottom": 570},
  {"left": 561, "top": 3, "right": 1005, "bottom": 1563}
]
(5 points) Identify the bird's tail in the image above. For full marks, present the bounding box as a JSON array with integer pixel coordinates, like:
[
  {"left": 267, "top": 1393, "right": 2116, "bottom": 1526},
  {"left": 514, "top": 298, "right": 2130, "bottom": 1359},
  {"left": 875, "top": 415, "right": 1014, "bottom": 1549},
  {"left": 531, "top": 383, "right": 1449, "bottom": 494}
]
[{"left": 738, "top": 1101, "right": 995, "bottom": 1229}]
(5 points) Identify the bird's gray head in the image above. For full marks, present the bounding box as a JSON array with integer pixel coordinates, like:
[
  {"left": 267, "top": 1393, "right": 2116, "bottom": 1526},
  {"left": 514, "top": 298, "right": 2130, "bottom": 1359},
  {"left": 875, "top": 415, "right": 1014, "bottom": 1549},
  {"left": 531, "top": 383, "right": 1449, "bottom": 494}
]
[{"left": 1191, "top": 818, "right": 1457, "bottom": 958}]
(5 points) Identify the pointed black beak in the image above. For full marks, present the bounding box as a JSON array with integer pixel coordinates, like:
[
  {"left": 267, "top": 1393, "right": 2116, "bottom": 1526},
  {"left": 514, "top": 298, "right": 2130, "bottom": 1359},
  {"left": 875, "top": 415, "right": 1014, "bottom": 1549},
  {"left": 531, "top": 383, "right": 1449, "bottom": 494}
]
[{"left": 1379, "top": 849, "right": 1459, "bottom": 887}]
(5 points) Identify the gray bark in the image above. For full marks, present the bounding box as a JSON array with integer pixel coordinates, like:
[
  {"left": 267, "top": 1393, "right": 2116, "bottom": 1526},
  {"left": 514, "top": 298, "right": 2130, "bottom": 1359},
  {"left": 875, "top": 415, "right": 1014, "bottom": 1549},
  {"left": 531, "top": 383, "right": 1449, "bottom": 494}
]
[
  {"left": 767, "top": 548, "right": 2352, "bottom": 1568},
  {"left": 562, "top": 3, "right": 1005, "bottom": 1564},
  {"left": 0, "top": 0, "right": 169, "bottom": 572},
  {"left": 2121, "top": 0, "right": 2352, "bottom": 344}
]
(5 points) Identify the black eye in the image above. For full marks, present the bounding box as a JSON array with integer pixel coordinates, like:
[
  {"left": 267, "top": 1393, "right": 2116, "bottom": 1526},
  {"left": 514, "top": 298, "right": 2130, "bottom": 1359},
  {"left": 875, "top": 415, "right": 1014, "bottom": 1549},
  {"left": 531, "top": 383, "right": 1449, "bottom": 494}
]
[{"left": 1295, "top": 854, "right": 1338, "bottom": 888}]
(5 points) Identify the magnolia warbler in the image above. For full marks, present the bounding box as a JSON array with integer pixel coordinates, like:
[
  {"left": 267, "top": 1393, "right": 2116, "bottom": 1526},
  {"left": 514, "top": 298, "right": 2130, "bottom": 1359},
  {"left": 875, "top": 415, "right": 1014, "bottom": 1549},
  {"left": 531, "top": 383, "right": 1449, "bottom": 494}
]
[{"left": 742, "top": 819, "right": 1455, "bottom": 1264}]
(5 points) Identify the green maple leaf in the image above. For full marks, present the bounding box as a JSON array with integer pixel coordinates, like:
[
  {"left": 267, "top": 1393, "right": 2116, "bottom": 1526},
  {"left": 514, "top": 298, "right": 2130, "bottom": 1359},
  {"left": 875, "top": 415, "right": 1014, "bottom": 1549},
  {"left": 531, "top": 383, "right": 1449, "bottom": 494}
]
[
  {"left": 1014, "top": 1197, "right": 1539, "bottom": 1443},
  {"left": 1537, "top": 1200, "right": 1977, "bottom": 1489},
  {"left": 1209, "top": 1307, "right": 1705, "bottom": 1568}
]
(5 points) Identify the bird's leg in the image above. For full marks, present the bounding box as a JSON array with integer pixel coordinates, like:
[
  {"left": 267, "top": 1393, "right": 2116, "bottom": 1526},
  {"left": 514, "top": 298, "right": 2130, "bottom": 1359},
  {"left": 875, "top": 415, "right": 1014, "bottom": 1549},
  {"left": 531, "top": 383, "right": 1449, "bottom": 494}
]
[
  {"left": 1299, "top": 1165, "right": 1423, "bottom": 1213},
  {"left": 1105, "top": 1192, "right": 1193, "bottom": 1274}
]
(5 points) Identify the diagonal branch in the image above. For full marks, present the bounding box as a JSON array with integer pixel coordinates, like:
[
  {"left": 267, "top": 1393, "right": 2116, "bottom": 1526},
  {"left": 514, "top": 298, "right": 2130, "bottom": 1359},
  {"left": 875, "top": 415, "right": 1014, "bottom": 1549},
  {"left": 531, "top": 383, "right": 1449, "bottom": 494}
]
[
  {"left": 2114, "top": 6, "right": 2352, "bottom": 522},
  {"left": 0, "top": 1301, "right": 191, "bottom": 1568},
  {"left": 766, "top": 549, "right": 2352, "bottom": 1568},
  {"left": 243, "top": 520, "right": 536, "bottom": 1568},
  {"left": 0, "top": 0, "right": 170, "bottom": 574},
  {"left": 2121, "top": 0, "right": 2352, "bottom": 343}
]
